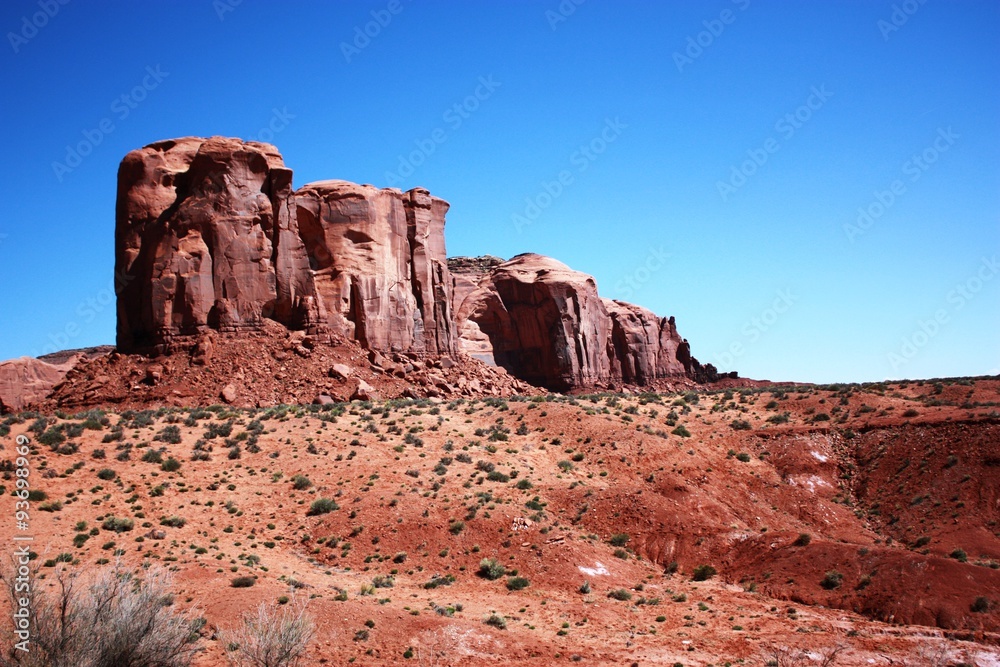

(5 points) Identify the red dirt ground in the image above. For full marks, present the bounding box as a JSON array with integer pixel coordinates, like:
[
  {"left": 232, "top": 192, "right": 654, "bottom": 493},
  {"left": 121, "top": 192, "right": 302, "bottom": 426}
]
[{"left": 2, "top": 378, "right": 999, "bottom": 665}]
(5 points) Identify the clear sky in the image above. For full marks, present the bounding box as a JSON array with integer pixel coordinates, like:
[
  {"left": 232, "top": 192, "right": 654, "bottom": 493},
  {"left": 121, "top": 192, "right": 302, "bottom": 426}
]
[{"left": 1, "top": 0, "right": 997, "bottom": 383}]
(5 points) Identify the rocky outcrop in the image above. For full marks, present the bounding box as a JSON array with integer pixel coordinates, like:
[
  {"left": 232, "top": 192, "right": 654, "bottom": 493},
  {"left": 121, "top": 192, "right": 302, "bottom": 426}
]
[
  {"left": 454, "top": 254, "right": 720, "bottom": 391},
  {"left": 295, "top": 181, "right": 457, "bottom": 356},
  {"left": 0, "top": 347, "right": 111, "bottom": 412},
  {"left": 115, "top": 137, "right": 322, "bottom": 353},
  {"left": 111, "top": 137, "right": 720, "bottom": 395}
]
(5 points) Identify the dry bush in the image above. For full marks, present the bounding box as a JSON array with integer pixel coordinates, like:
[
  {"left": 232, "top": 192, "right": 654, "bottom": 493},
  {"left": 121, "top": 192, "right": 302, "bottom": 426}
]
[
  {"left": 219, "top": 599, "right": 314, "bottom": 667},
  {"left": 0, "top": 558, "right": 201, "bottom": 667}
]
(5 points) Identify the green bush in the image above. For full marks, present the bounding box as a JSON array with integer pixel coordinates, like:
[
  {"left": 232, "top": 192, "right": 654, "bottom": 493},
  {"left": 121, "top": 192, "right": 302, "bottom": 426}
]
[
  {"left": 483, "top": 613, "right": 506, "bottom": 630},
  {"left": 607, "top": 589, "right": 632, "bottom": 601},
  {"left": 671, "top": 425, "right": 691, "bottom": 438},
  {"left": 609, "top": 533, "right": 630, "bottom": 547},
  {"left": 793, "top": 533, "right": 811, "bottom": 547},
  {"left": 291, "top": 474, "right": 312, "bottom": 490},
  {"left": 691, "top": 564, "right": 717, "bottom": 581},
  {"left": 820, "top": 571, "right": 843, "bottom": 590},
  {"left": 479, "top": 558, "right": 506, "bottom": 580},
  {"left": 307, "top": 498, "right": 339, "bottom": 516},
  {"left": 161, "top": 457, "right": 181, "bottom": 472},
  {"left": 506, "top": 576, "right": 529, "bottom": 591},
  {"left": 231, "top": 576, "right": 255, "bottom": 588},
  {"left": 96, "top": 468, "right": 116, "bottom": 481},
  {"left": 102, "top": 517, "right": 134, "bottom": 533},
  {"left": 160, "top": 516, "right": 187, "bottom": 528}
]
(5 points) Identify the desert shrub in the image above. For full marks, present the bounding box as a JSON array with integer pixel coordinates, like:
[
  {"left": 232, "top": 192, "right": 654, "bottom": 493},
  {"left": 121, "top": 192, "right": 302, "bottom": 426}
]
[
  {"left": 307, "top": 498, "right": 338, "bottom": 516},
  {"left": 730, "top": 419, "right": 752, "bottom": 431},
  {"left": 231, "top": 577, "right": 256, "bottom": 588},
  {"left": 102, "top": 517, "right": 134, "bottom": 533},
  {"left": 219, "top": 599, "right": 314, "bottom": 667},
  {"left": 483, "top": 613, "right": 506, "bottom": 630},
  {"left": 0, "top": 560, "right": 201, "bottom": 667},
  {"left": 820, "top": 571, "right": 843, "bottom": 590},
  {"left": 160, "top": 516, "right": 187, "bottom": 528},
  {"left": 671, "top": 425, "right": 691, "bottom": 438},
  {"left": 96, "top": 468, "right": 116, "bottom": 481},
  {"left": 609, "top": 533, "right": 630, "bottom": 547},
  {"left": 156, "top": 425, "right": 182, "bottom": 444},
  {"left": 479, "top": 558, "right": 506, "bottom": 580},
  {"left": 736, "top": 452, "right": 751, "bottom": 463},
  {"left": 607, "top": 588, "right": 632, "bottom": 601},
  {"left": 793, "top": 533, "right": 811, "bottom": 547},
  {"left": 972, "top": 596, "right": 990, "bottom": 613},
  {"left": 161, "top": 457, "right": 182, "bottom": 472},
  {"left": 691, "top": 564, "right": 717, "bottom": 581},
  {"left": 291, "top": 475, "right": 312, "bottom": 490},
  {"left": 506, "top": 576, "right": 529, "bottom": 591},
  {"left": 448, "top": 521, "right": 465, "bottom": 535},
  {"left": 142, "top": 449, "right": 164, "bottom": 464},
  {"left": 579, "top": 581, "right": 591, "bottom": 594},
  {"left": 950, "top": 548, "right": 968, "bottom": 563}
]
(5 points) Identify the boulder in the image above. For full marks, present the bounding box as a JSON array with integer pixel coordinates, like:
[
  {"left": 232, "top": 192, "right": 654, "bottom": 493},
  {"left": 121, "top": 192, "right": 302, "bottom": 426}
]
[
  {"left": 351, "top": 380, "right": 377, "bottom": 402},
  {"left": 220, "top": 384, "right": 238, "bottom": 404}
]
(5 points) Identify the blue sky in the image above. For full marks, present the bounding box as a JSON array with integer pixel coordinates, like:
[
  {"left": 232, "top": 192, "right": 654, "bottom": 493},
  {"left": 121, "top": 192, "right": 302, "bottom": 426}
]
[{"left": 1, "top": 0, "right": 997, "bottom": 383}]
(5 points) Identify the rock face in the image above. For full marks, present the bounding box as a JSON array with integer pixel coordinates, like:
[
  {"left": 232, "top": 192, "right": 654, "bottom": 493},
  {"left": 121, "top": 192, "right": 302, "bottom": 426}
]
[
  {"left": 454, "top": 254, "right": 717, "bottom": 391},
  {"left": 111, "top": 137, "right": 719, "bottom": 394},
  {"left": 295, "top": 181, "right": 457, "bottom": 356},
  {"left": 115, "top": 137, "right": 321, "bottom": 353}
]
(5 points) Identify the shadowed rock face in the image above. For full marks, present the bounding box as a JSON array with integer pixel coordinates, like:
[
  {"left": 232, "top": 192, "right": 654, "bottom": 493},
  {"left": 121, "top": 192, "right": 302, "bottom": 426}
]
[
  {"left": 115, "top": 137, "right": 321, "bottom": 352},
  {"left": 453, "top": 254, "right": 716, "bottom": 390},
  {"left": 294, "top": 181, "right": 457, "bottom": 356}
]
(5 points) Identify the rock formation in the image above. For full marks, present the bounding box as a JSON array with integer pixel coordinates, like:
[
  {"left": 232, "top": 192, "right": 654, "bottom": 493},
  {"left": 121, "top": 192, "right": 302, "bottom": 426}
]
[
  {"left": 106, "top": 136, "right": 721, "bottom": 400},
  {"left": 0, "top": 347, "right": 111, "bottom": 412},
  {"left": 453, "top": 254, "right": 720, "bottom": 391},
  {"left": 295, "top": 181, "right": 457, "bottom": 356},
  {"left": 115, "top": 137, "right": 322, "bottom": 353}
]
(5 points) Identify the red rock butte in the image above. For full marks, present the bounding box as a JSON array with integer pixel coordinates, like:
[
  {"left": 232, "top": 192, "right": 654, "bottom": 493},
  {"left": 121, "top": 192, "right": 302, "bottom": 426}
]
[{"left": 113, "top": 136, "right": 727, "bottom": 393}]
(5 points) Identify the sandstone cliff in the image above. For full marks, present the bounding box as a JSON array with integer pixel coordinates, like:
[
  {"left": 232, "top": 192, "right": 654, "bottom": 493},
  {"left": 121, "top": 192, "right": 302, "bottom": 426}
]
[
  {"left": 295, "top": 181, "right": 456, "bottom": 356},
  {"left": 106, "top": 136, "right": 720, "bottom": 401},
  {"left": 115, "top": 137, "right": 321, "bottom": 353},
  {"left": 452, "top": 254, "right": 719, "bottom": 391}
]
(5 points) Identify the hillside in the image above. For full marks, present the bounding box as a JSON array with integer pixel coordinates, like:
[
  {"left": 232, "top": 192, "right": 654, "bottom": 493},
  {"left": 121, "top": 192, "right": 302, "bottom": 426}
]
[{"left": 2, "top": 378, "right": 998, "bottom": 665}]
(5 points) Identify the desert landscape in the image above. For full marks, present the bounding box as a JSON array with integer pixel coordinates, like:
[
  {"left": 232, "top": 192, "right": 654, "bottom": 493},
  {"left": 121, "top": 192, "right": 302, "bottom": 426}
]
[{"left": 0, "top": 135, "right": 997, "bottom": 666}]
